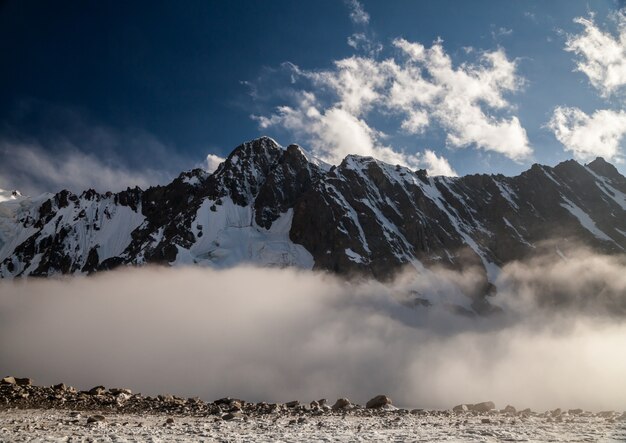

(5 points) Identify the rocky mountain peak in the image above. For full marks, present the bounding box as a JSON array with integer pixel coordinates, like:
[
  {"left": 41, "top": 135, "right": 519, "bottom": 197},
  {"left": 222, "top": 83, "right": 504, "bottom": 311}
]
[
  {"left": 587, "top": 157, "right": 623, "bottom": 182},
  {"left": 2, "top": 137, "right": 626, "bottom": 316}
]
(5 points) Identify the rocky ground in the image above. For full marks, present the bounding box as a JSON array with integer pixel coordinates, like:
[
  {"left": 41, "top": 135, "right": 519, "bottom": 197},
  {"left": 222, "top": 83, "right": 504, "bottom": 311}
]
[{"left": 1, "top": 377, "right": 626, "bottom": 442}]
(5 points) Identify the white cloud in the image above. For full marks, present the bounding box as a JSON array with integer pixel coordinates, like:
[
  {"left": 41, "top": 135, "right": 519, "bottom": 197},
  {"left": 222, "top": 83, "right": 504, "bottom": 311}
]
[
  {"left": 421, "top": 149, "right": 458, "bottom": 176},
  {"left": 548, "top": 106, "right": 626, "bottom": 162},
  {"left": 345, "top": 0, "right": 369, "bottom": 25},
  {"left": 391, "top": 39, "right": 531, "bottom": 160},
  {"left": 565, "top": 12, "right": 626, "bottom": 97},
  {"left": 0, "top": 140, "right": 175, "bottom": 195},
  {"left": 254, "top": 37, "right": 531, "bottom": 169},
  {"left": 206, "top": 154, "right": 225, "bottom": 173},
  {"left": 255, "top": 91, "right": 401, "bottom": 166},
  {"left": 347, "top": 32, "right": 383, "bottom": 57}
]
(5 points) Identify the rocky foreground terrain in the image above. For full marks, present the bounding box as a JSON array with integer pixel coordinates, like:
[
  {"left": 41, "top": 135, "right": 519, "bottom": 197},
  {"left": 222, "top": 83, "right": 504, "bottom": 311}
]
[{"left": 2, "top": 377, "right": 626, "bottom": 442}]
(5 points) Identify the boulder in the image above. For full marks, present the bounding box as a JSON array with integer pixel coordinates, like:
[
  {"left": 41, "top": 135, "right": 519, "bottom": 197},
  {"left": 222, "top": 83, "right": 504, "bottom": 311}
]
[
  {"left": 503, "top": 405, "right": 516, "bottom": 414},
  {"left": 331, "top": 398, "right": 352, "bottom": 410},
  {"left": 88, "top": 386, "right": 106, "bottom": 396},
  {"left": 568, "top": 408, "right": 583, "bottom": 415},
  {"left": 469, "top": 401, "right": 495, "bottom": 413},
  {"left": 285, "top": 400, "right": 299, "bottom": 408},
  {"left": 15, "top": 377, "right": 32, "bottom": 386},
  {"left": 453, "top": 404, "right": 469, "bottom": 413},
  {"left": 1, "top": 376, "right": 16, "bottom": 385},
  {"left": 366, "top": 395, "right": 392, "bottom": 409}
]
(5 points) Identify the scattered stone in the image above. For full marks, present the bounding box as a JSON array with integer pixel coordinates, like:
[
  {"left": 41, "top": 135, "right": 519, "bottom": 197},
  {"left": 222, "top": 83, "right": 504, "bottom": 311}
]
[
  {"left": 164, "top": 418, "right": 174, "bottom": 425},
  {"left": 366, "top": 395, "right": 392, "bottom": 409},
  {"left": 86, "top": 415, "right": 106, "bottom": 424},
  {"left": 617, "top": 412, "right": 626, "bottom": 421},
  {"left": 597, "top": 411, "right": 614, "bottom": 418},
  {"left": 331, "top": 398, "right": 352, "bottom": 411},
  {"left": 481, "top": 418, "right": 491, "bottom": 424},
  {"left": 469, "top": 402, "right": 495, "bottom": 413}
]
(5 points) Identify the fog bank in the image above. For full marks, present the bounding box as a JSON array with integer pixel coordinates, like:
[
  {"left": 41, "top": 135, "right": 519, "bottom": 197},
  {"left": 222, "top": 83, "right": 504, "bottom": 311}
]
[{"left": 1, "top": 249, "right": 626, "bottom": 411}]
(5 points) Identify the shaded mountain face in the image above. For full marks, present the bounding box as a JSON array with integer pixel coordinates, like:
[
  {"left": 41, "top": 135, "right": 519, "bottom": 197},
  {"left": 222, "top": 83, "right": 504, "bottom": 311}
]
[{"left": 1, "top": 137, "right": 625, "bottom": 291}]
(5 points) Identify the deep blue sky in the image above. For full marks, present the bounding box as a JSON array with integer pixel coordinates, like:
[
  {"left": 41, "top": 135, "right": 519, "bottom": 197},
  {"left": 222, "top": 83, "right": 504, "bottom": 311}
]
[{"left": 1, "top": 0, "right": 625, "bottom": 193}]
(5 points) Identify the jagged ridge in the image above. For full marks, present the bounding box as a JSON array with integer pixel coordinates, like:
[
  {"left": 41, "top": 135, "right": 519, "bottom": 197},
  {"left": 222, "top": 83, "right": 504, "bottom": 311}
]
[{"left": 1, "top": 137, "right": 625, "bottom": 301}]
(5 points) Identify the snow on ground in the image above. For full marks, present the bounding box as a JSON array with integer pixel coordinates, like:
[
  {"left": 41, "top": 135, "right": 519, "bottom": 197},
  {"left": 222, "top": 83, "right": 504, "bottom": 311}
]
[{"left": 1, "top": 408, "right": 625, "bottom": 442}]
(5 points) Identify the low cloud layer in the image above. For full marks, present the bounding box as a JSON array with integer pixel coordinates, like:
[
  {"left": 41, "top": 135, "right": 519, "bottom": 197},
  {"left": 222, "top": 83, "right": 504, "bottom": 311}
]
[{"left": 1, "top": 248, "right": 625, "bottom": 411}]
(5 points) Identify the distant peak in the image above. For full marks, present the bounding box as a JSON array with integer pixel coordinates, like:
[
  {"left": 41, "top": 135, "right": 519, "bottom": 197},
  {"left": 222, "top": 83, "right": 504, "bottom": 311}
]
[
  {"left": 0, "top": 188, "right": 24, "bottom": 203},
  {"left": 587, "top": 156, "right": 622, "bottom": 181}
]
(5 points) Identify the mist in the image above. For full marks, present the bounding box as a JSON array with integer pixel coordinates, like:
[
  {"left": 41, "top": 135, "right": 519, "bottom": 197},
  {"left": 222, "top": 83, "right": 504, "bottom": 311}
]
[{"left": 1, "top": 248, "right": 626, "bottom": 412}]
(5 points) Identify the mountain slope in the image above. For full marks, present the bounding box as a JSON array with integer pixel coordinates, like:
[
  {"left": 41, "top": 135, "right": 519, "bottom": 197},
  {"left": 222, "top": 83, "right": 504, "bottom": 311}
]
[{"left": 1, "top": 137, "right": 625, "bottom": 293}]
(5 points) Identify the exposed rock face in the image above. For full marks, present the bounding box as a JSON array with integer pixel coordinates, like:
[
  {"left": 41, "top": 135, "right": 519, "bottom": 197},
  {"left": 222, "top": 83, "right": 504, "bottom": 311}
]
[{"left": 2, "top": 136, "right": 625, "bottom": 296}]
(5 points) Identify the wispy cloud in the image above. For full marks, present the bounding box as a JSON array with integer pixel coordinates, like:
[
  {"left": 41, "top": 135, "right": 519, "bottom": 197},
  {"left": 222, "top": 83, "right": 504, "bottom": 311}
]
[
  {"left": 549, "top": 10, "right": 626, "bottom": 162},
  {"left": 0, "top": 140, "right": 176, "bottom": 195},
  {"left": 253, "top": 36, "right": 530, "bottom": 174},
  {"left": 565, "top": 11, "right": 626, "bottom": 98},
  {"left": 345, "top": 0, "right": 369, "bottom": 26}
]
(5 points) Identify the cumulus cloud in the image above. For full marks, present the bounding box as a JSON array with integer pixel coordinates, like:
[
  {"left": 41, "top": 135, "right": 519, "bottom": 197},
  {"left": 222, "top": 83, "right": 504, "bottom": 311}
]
[
  {"left": 345, "top": 0, "right": 369, "bottom": 25},
  {"left": 565, "top": 11, "right": 626, "bottom": 97},
  {"left": 205, "top": 153, "right": 225, "bottom": 173},
  {"left": 0, "top": 140, "right": 176, "bottom": 195},
  {"left": 1, "top": 247, "right": 626, "bottom": 410},
  {"left": 548, "top": 106, "right": 626, "bottom": 162},
  {"left": 391, "top": 39, "right": 530, "bottom": 160},
  {"left": 254, "top": 37, "right": 531, "bottom": 173},
  {"left": 421, "top": 149, "right": 458, "bottom": 176}
]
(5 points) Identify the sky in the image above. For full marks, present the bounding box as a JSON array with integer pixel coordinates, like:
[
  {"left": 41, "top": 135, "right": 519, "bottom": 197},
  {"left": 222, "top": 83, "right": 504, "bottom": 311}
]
[{"left": 2, "top": 0, "right": 626, "bottom": 194}]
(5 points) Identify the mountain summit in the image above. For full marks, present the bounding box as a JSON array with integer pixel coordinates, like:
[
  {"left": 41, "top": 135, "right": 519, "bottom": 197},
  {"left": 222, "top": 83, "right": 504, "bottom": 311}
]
[{"left": 1, "top": 137, "right": 625, "bottom": 291}]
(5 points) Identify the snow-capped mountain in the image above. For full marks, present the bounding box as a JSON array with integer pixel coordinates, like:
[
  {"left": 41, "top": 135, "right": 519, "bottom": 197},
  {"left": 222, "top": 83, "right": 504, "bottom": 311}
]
[{"left": 2, "top": 136, "right": 625, "bottom": 291}]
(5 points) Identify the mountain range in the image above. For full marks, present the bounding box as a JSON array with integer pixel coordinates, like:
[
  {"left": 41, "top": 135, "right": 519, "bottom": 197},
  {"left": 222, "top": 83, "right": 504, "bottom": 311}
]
[{"left": 2, "top": 136, "right": 625, "bottom": 305}]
